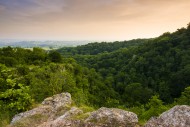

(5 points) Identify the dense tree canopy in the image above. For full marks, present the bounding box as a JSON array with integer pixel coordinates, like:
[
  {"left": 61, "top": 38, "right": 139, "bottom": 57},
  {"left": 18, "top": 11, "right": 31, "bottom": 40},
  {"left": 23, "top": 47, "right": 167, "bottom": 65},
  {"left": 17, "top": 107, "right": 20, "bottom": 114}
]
[{"left": 58, "top": 24, "right": 190, "bottom": 106}]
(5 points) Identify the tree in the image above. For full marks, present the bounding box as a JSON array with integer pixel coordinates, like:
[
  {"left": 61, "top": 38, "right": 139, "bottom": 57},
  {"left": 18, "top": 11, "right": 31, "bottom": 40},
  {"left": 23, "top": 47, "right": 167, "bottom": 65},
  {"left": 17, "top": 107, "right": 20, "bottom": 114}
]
[
  {"left": 187, "top": 22, "right": 190, "bottom": 29},
  {"left": 141, "top": 95, "right": 168, "bottom": 120},
  {"left": 30, "top": 47, "right": 47, "bottom": 63},
  {"left": 48, "top": 51, "right": 62, "bottom": 63},
  {"left": 123, "top": 83, "right": 153, "bottom": 107},
  {"left": 0, "top": 56, "right": 18, "bottom": 67}
]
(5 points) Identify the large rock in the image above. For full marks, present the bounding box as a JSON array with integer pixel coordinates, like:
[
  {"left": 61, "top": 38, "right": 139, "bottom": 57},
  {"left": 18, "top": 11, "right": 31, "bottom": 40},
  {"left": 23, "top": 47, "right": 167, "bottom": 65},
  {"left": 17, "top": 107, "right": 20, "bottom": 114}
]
[
  {"left": 11, "top": 105, "right": 53, "bottom": 124},
  {"left": 42, "top": 92, "right": 72, "bottom": 110},
  {"left": 145, "top": 105, "right": 190, "bottom": 127},
  {"left": 85, "top": 107, "right": 138, "bottom": 127},
  {"left": 11, "top": 92, "right": 72, "bottom": 125},
  {"left": 38, "top": 107, "right": 83, "bottom": 127}
]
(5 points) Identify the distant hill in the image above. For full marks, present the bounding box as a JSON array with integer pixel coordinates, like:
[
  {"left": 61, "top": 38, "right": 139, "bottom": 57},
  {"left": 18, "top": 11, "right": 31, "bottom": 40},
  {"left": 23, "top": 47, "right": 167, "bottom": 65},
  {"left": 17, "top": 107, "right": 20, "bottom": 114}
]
[
  {"left": 0, "top": 40, "right": 90, "bottom": 48},
  {"left": 57, "top": 39, "right": 148, "bottom": 55}
]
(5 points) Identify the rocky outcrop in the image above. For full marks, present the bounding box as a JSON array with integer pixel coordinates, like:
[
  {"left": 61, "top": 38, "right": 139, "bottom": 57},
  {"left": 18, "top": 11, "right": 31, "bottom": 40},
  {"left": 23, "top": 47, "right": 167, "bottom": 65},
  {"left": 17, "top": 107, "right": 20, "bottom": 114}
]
[
  {"left": 10, "top": 93, "right": 190, "bottom": 127},
  {"left": 11, "top": 92, "right": 72, "bottom": 126},
  {"left": 85, "top": 107, "right": 138, "bottom": 127},
  {"left": 10, "top": 92, "right": 139, "bottom": 127},
  {"left": 145, "top": 105, "right": 190, "bottom": 127},
  {"left": 38, "top": 107, "right": 138, "bottom": 127}
]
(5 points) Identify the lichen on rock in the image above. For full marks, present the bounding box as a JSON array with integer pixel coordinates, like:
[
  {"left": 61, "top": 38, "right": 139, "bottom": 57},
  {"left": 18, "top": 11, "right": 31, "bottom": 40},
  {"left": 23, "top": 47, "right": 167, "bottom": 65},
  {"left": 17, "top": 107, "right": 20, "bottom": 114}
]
[
  {"left": 145, "top": 105, "right": 190, "bottom": 127},
  {"left": 85, "top": 107, "right": 138, "bottom": 127},
  {"left": 42, "top": 92, "right": 72, "bottom": 110}
]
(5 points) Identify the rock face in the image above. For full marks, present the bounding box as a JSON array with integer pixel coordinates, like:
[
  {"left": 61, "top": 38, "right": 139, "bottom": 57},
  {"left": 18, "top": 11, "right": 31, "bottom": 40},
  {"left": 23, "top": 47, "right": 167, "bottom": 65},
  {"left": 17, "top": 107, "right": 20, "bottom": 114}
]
[
  {"left": 145, "top": 105, "right": 190, "bottom": 127},
  {"left": 85, "top": 107, "right": 138, "bottom": 127},
  {"left": 11, "top": 92, "right": 72, "bottom": 126},
  {"left": 10, "top": 92, "right": 139, "bottom": 127}
]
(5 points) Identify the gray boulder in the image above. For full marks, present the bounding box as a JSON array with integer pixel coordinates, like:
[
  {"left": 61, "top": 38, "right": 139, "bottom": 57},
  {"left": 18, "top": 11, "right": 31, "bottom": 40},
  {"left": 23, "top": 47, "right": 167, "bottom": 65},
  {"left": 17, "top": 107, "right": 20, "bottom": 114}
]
[
  {"left": 11, "top": 92, "right": 72, "bottom": 125},
  {"left": 85, "top": 107, "right": 138, "bottom": 127},
  {"left": 145, "top": 105, "right": 190, "bottom": 127},
  {"left": 38, "top": 107, "right": 83, "bottom": 127},
  {"left": 42, "top": 92, "right": 72, "bottom": 110}
]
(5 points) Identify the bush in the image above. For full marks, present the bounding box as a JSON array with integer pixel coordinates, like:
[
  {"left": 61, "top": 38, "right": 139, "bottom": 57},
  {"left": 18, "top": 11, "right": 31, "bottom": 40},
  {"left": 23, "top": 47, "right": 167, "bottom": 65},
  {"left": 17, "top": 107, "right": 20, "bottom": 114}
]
[{"left": 140, "top": 95, "right": 169, "bottom": 120}]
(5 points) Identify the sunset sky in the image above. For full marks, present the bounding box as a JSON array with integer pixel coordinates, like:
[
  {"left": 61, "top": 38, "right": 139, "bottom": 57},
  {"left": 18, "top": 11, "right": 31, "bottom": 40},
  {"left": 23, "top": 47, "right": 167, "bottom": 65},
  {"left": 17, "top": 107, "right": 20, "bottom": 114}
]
[{"left": 0, "top": 0, "right": 190, "bottom": 41}]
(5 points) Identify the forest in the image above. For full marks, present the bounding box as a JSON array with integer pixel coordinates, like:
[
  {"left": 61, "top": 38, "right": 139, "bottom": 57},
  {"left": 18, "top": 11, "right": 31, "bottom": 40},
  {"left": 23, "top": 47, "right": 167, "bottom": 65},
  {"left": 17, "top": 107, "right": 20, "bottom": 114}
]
[{"left": 0, "top": 24, "right": 190, "bottom": 126}]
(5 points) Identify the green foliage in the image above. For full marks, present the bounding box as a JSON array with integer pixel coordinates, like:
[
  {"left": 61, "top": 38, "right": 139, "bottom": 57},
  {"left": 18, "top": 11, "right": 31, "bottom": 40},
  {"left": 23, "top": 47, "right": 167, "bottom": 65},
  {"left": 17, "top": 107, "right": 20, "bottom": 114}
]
[
  {"left": 176, "top": 86, "right": 190, "bottom": 105},
  {"left": 48, "top": 51, "right": 62, "bottom": 63},
  {"left": 140, "top": 95, "right": 169, "bottom": 120},
  {"left": 0, "top": 65, "right": 33, "bottom": 112},
  {"left": 30, "top": 47, "right": 47, "bottom": 63},
  {"left": 0, "top": 56, "right": 18, "bottom": 67},
  {"left": 128, "top": 105, "right": 146, "bottom": 125},
  {"left": 123, "top": 83, "right": 153, "bottom": 107},
  {"left": 128, "top": 95, "right": 170, "bottom": 125},
  {"left": 0, "top": 82, "right": 33, "bottom": 111}
]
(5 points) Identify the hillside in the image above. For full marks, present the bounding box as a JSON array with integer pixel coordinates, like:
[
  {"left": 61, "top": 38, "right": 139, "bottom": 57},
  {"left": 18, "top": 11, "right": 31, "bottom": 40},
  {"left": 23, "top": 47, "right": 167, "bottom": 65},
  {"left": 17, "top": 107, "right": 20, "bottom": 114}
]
[{"left": 58, "top": 24, "right": 190, "bottom": 106}]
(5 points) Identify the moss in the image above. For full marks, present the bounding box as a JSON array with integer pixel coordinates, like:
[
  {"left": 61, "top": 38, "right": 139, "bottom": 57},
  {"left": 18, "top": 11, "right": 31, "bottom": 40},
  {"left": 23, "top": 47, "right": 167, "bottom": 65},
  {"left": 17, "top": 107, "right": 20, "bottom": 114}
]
[
  {"left": 72, "top": 113, "right": 90, "bottom": 120},
  {"left": 11, "top": 114, "right": 48, "bottom": 127},
  {"left": 54, "top": 105, "right": 71, "bottom": 117},
  {"left": 87, "top": 116, "right": 107, "bottom": 124}
]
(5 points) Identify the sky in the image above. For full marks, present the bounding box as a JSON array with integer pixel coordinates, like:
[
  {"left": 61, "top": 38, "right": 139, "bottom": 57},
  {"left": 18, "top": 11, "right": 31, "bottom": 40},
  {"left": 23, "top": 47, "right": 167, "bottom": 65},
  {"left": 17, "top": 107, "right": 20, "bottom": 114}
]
[{"left": 0, "top": 0, "right": 190, "bottom": 41}]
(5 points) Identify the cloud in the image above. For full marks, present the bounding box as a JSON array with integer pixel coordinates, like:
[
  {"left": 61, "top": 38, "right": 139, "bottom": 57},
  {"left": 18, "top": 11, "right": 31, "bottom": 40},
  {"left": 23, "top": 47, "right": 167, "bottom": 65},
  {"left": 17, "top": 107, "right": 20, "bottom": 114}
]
[
  {"left": 20, "top": 0, "right": 136, "bottom": 23},
  {"left": 0, "top": 0, "right": 190, "bottom": 40},
  {"left": 0, "top": 5, "right": 5, "bottom": 11}
]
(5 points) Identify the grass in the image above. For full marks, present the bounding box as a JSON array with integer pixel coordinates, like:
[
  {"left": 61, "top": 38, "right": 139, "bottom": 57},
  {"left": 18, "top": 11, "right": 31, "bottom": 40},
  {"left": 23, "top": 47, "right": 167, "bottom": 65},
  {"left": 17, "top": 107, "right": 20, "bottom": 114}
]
[
  {"left": 78, "top": 105, "right": 95, "bottom": 113},
  {"left": 71, "top": 105, "right": 95, "bottom": 120}
]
